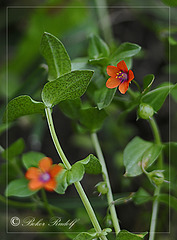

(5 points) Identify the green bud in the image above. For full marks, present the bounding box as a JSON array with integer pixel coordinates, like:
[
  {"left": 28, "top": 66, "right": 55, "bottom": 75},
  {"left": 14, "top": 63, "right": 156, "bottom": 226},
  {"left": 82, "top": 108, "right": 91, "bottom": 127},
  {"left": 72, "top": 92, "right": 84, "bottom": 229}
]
[
  {"left": 104, "top": 215, "right": 113, "bottom": 228},
  {"left": 148, "top": 170, "right": 164, "bottom": 187},
  {"left": 96, "top": 181, "right": 108, "bottom": 195},
  {"left": 138, "top": 103, "right": 154, "bottom": 119}
]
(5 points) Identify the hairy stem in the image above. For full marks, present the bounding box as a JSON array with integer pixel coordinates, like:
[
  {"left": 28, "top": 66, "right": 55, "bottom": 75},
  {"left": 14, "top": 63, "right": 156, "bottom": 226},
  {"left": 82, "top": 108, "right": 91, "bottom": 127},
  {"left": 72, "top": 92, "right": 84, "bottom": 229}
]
[
  {"left": 45, "top": 108, "right": 108, "bottom": 240},
  {"left": 91, "top": 133, "right": 121, "bottom": 235}
]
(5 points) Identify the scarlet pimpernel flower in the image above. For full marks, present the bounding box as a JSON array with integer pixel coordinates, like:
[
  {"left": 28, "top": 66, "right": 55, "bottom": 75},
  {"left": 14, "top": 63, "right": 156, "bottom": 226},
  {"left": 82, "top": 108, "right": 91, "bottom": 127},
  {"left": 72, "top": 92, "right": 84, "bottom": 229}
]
[
  {"left": 25, "top": 157, "right": 63, "bottom": 191},
  {"left": 106, "top": 60, "right": 134, "bottom": 94}
]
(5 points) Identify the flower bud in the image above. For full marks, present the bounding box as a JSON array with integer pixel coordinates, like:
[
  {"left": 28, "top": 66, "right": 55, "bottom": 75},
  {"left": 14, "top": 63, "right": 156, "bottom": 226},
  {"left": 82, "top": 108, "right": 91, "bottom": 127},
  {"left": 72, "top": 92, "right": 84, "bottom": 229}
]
[
  {"left": 104, "top": 215, "right": 113, "bottom": 228},
  {"left": 96, "top": 182, "right": 108, "bottom": 195},
  {"left": 138, "top": 103, "right": 154, "bottom": 120},
  {"left": 148, "top": 170, "right": 164, "bottom": 187}
]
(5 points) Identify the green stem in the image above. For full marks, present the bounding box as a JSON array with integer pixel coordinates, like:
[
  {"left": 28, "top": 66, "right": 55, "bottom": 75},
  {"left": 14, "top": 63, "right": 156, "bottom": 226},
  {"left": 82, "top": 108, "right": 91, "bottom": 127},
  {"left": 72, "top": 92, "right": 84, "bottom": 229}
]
[
  {"left": 149, "top": 117, "right": 162, "bottom": 169},
  {"left": 41, "top": 189, "right": 54, "bottom": 217},
  {"left": 149, "top": 187, "right": 160, "bottom": 240},
  {"left": 91, "top": 133, "right": 121, "bottom": 235},
  {"left": 148, "top": 117, "right": 163, "bottom": 240},
  {"left": 45, "top": 108, "right": 108, "bottom": 240}
]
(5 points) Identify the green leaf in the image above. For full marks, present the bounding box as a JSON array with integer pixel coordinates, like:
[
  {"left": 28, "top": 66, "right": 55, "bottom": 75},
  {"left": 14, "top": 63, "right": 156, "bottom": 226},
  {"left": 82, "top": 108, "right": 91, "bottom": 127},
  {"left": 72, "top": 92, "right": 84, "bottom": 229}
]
[
  {"left": 22, "top": 151, "right": 46, "bottom": 169},
  {"left": 88, "top": 34, "right": 110, "bottom": 59},
  {"left": 116, "top": 230, "right": 148, "bottom": 240},
  {"left": 55, "top": 163, "right": 85, "bottom": 194},
  {"left": 2, "top": 138, "right": 25, "bottom": 161},
  {"left": 42, "top": 70, "right": 94, "bottom": 108},
  {"left": 58, "top": 98, "right": 81, "bottom": 120},
  {"left": 141, "top": 84, "right": 174, "bottom": 112},
  {"left": 94, "top": 86, "right": 117, "bottom": 110},
  {"left": 143, "top": 74, "right": 155, "bottom": 93},
  {"left": 40, "top": 32, "right": 71, "bottom": 80},
  {"left": 79, "top": 107, "right": 107, "bottom": 133},
  {"left": 88, "top": 57, "right": 109, "bottom": 66},
  {"left": 161, "top": 0, "right": 177, "bottom": 7},
  {"left": 158, "top": 194, "right": 177, "bottom": 212},
  {"left": 170, "top": 83, "right": 177, "bottom": 103},
  {"left": 74, "top": 232, "right": 97, "bottom": 240},
  {"left": 111, "top": 42, "right": 141, "bottom": 63},
  {"left": 67, "top": 162, "right": 85, "bottom": 185},
  {"left": 142, "top": 144, "right": 163, "bottom": 169},
  {"left": 79, "top": 154, "right": 102, "bottom": 175},
  {"left": 3, "top": 95, "right": 45, "bottom": 123},
  {"left": 5, "top": 178, "right": 38, "bottom": 197},
  {"left": 55, "top": 169, "right": 68, "bottom": 194},
  {"left": 133, "top": 188, "right": 152, "bottom": 205},
  {"left": 123, "top": 137, "right": 162, "bottom": 177},
  {"left": 168, "top": 36, "right": 177, "bottom": 46}
]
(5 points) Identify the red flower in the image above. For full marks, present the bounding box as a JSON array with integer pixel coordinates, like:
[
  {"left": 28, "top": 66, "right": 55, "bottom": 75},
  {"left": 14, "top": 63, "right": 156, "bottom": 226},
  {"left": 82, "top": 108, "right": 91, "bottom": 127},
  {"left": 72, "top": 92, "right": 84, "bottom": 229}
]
[
  {"left": 106, "top": 60, "right": 134, "bottom": 94},
  {"left": 25, "top": 157, "right": 63, "bottom": 191}
]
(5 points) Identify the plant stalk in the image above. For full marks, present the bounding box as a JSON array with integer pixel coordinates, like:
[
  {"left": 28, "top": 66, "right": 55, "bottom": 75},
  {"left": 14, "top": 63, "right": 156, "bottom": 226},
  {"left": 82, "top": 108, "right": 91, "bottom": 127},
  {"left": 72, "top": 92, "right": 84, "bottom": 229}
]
[
  {"left": 41, "top": 188, "right": 54, "bottom": 217},
  {"left": 148, "top": 117, "right": 163, "bottom": 240},
  {"left": 91, "top": 133, "right": 121, "bottom": 235},
  {"left": 45, "top": 108, "right": 108, "bottom": 240}
]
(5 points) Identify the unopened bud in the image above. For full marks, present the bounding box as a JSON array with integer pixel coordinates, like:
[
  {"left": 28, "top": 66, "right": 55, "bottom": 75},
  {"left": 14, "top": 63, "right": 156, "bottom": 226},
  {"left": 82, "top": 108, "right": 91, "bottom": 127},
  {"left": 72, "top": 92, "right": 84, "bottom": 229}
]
[{"left": 138, "top": 103, "right": 154, "bottom": 120}]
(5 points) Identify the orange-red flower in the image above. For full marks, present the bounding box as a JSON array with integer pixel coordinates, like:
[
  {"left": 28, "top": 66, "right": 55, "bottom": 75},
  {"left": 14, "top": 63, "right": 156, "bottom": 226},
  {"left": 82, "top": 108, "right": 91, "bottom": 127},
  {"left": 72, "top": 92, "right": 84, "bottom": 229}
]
[
  {"left": 25, "top": 157, "right": 63, "bottom": 191},
  {"left": 106, "top": 60, "right": 134, "bottom": 94}
]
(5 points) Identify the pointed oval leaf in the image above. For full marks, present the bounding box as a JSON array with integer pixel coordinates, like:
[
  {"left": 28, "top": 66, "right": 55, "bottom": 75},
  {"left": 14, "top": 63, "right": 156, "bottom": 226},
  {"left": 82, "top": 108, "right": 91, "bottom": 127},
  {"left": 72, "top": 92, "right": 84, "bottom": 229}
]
[
  {"left": 132, "top": 188, "right": 152, "bottom": 205},
  {"left": 88, "top": 34, "right": 110, "bottom": 59},
  {"left": 3, "top": 95, "right": 45, "bottom": 123},
  {"left": 141, "top": 84, "right": 174, "bottom": 112},
  {"left": 42, "top": 70, "right": 94, "bottom": 108},
  {"left": 79, "top": 107, "right": 107, "bottom": 133},
  {"left": 67, "top": 162, "right": 85, "bottom": 185},
  {"left": 74, "top": 232, "right": 97, "bottom": 240},
  {"left": 5, "top": 178, "right": 38, "bottom": 197},
  {"left": 143, "top": 74, "right": 155, "bottom": 93},
  {"left": 170, "top": 83, "right": 177, "bottom": 103},
  {"left": 94, "top": 86, "right": 117, "bottom": 110},
  {"left": 79, "top": 154, "right": 102, "bottom": 175},
  {"left": 2, "top": 138, "right": 25, "bottom": 161},
  {"left": 116, "top": 230, "right": 148, "bottom": 240},
  {"left": 142, "top": 144, "right": 162, "bottom": 169},
  {"left": 22, "top": 151, "right": 46, "bottom": 169},
  {"left": 124, "top": 137, "right": 162, "bottom": 177},
  {"left": 123, "top": 137, "right": 153, "bottom": 177},
  {"left": 111, "top": 42, "right": 141, "bottom": 63},
  {"left": 58, "top": 98, "right": 81, "bottom": 120},
  {"left": 55, "top": 169, "right": 68, "bottom": 194},
  {"left": 41, "top": 32, "right": 71, "bottom": 80}
]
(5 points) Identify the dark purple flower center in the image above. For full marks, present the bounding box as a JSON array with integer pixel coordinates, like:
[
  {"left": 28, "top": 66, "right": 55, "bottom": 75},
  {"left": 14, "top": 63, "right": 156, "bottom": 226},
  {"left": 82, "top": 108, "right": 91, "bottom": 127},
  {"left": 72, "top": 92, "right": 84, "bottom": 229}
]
[
  {"left": 39, "top": 172, "right": 51, "bottom": 183},
  {"left": 116, "top": 71, "right": 128, "bottom": 83}
]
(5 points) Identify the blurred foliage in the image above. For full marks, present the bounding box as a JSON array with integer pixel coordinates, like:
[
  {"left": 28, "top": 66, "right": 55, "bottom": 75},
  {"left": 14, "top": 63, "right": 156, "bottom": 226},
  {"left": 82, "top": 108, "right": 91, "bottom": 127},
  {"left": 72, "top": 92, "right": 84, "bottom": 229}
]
[{"left": 0, "top": 0, "right": 177, "bottom": 239}]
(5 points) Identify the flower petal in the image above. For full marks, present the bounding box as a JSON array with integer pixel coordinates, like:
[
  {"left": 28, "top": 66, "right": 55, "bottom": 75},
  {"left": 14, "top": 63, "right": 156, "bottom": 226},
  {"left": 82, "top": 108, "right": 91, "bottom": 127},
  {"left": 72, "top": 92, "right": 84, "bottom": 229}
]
[
  {"left": 39, "top": 157, "right": 52, "bottom": 172},
  {"left": 106, "top": 77, "right": 121, "bottom": 89},
  {"left": 117, "top": 60, "right": 128, "bottom": 73},
  {"left": 25, "top": 167, "right": 40, "bottom": 180},
  {"left": 107, "top": 65, "right": 118, "bottom": 77},
  {"left": 128, "top": 69, "right": 134, "bottom": 82},
  {"left": 44, "top": 179, "right": 56, "bottom": 191},
  {"left": 119, "top": 81, "right": 129, "bottom": 94},
  {"left": 28, "top": 179, "right": 43, "bottom": 190},
  {"left": 49, "top": 165, "right": 63, "bottom": 177}
]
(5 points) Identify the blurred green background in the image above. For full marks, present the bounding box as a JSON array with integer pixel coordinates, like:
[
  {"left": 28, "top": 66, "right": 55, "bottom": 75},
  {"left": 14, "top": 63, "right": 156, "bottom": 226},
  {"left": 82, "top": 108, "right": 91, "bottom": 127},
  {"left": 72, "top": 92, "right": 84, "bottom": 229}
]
[{"left": 0, "top": 0, "right": 177, "bottom": 239}]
